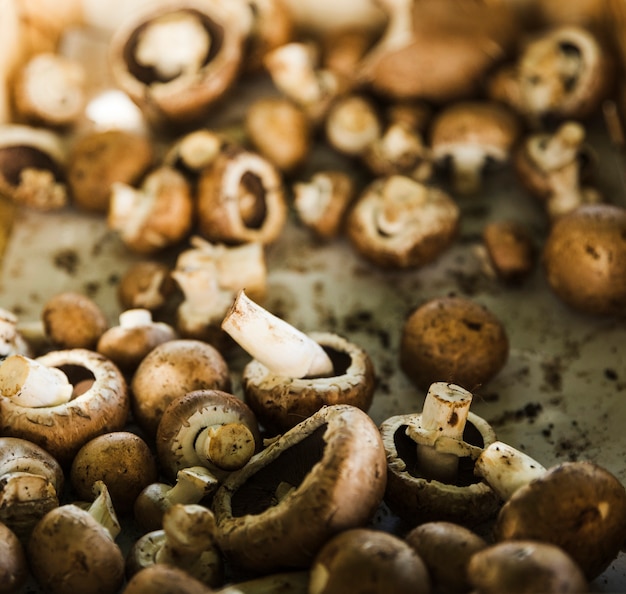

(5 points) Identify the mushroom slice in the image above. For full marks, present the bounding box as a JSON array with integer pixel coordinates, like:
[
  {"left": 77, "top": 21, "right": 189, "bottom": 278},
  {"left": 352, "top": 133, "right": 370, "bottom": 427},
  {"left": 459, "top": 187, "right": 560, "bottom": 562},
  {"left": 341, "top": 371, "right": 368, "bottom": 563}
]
[
  {"left": 213, "top": 404, "right": 387, "bottom": 572},
  {"left": 197, "top": 147, "right": 287, "bottom": 245},
  {"left": 346, "top": 175, "right": 460, "bottom": 269},
  {"left": 0, "top": 124, "right": 67, "bottom": 210},
  {"left": 0, "top": 349, "right": 130, "bottom": 466},
  {"left": 380, "top": 383, "right": 500, "bottom": 527}
]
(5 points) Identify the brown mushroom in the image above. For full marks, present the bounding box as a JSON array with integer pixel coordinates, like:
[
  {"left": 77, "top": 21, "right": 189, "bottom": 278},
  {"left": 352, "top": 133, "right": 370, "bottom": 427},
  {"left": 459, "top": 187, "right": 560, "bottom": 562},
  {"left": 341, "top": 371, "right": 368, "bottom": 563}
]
[
  {"left": 123, "top": 564, "right": 212, "bottom": 594},
  {"left": 117, "top": 261, "right": 177, "bottom": 313},
  {"left": 0, "top": 308, "right": 32, "bottom": 358},
  {"left": 399, "top": 296, "right": 509, "bottom": 391},
  {"left": 212, "top": 404, "right": 387, "bottom": 573},
  {"left": 0, "top": 521, "right": 27, "bottom": 594},
  {"left": 481, "top": 220, "right": 536, "bottom": 284}
]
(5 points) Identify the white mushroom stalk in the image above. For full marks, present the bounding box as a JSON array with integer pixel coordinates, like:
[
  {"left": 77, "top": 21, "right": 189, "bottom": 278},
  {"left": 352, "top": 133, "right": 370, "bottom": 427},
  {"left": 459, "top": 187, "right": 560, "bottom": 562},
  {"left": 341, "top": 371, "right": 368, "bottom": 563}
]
[
  {"left": 118, "top": 308, "right": 154, "bottom": 328},
  {"left": 194, "top": 423, "right": 256, "bottom": 471},
  {"left": 86, "top": 480, "right": 122, "bottom": 541},
  {"left": 474, "top": 441, "right": 547, "bottom": 501},
  {"left": 405, "top": 382, "right": 474, "bottom": 483},
  {"left": 448, "top": 145, "right": 496, "bottom": 196},
  {"left": 164, "top": 467, "right": 219, "bottom": 504},
  {"left": 221, "top": 290, "right": 334, "bottom": 378},
  {"left": 0, "top": 354, "right": 73, "bottom": 407},
  {"left": 293, "top": 174, "right": 334, "bottom": 226}
]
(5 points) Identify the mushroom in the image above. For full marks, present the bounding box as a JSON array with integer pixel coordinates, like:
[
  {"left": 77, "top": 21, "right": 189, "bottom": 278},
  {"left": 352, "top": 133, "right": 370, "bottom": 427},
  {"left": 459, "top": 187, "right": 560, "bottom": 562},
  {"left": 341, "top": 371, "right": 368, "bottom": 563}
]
[
  {"left": 514, "top": 121, "right": 601, "bottom": 220},
  {"left": 0, "top": 521, "right": 28, "bottom": 594},
  {"left": 222, "top": 290, "right": 375, "bottom": 433},
  {"left": 156, "top": 389, "right": 262, "bottom": 480},
  {"left": 0, "top": 436, "right": 64, "bottom": 540},
  {"left": 379, "top": 382, "right": 500, "bottom": 527},
  {"left": 212, "top": 571, "right": 310, "bottom": 593},
  {"left": 196, "top": 145, "right": 288, "bottom": 245},
  {"left": 0, "top": 308, "right": 32, "bottom": 358},
  {"left": 123, "top": 563, "right": 212, "bottom": 594},
  {"left": 108, "top": 1, "right": 248, "bottom": 125},
  {"left": 0, "top": 123, "right": 68, "bottom": 210},
  {"left": 163, "top": 128, "right": 226, "bottom": 175},
  {"left": 134, "top": 466, "right": 219, "bottom": 533},
  {"left": 97, "top": 309, "right": 178, "bottom": 373},
  {"left": 28, "top": 481, "right": 125, "bottom": 594},
  {"left": 309, "top": 528, "right": 431, "bottom": 594},
  {"left": 13, "top": 52, "right": 85, "bottom": 127},
  {"left": 42, "top": 291, "right": 108, "bottom": 351},
  {"left": 399, "top": 296, "right": 509, "bottom": 391},
  {"left": 542, "top": 204, "right": 626, "bottom": 315},
  {"left": 126, "top": 503, "right": 223, "bottom": 588},
  {"left": 70, "top": 431, "right": 159, "bottom": 516},
  {"left": 405, "top": 521, "right": 488, "bottom": 594},
  {"left": 212, "top": 404, "right": 387, "bottom": 573},
  {"left": 480, "top": 220, "right": 536, "bottom": 284},
  {"left": 346, "top": 175, "right": 460, "bottom": 269},
  {"left": 475, "top": 440, "right": 626, "bottom": 580},
  {"left": 467, "top": 540, "right": 588, "bottom": 594},
  {"left": 0, "top": 348, "right": 130, "bottom": 466},
  {"left": 488, "top": 25, "right": 613, "bottom": 124},
  {"left": 429, "top": 101, "right": 521, "bottom": 196},
  {"left": 67, "top": 128, "right": 154, "bottom": 213},
  {"left": 130, "top": 338, "right": 231, "bottom": 437},
  {"left": 117, "top": 260, "right": 177, "bottom": 313},
  {"left": 172, "top": 236, "right": 267, "bottom": 344},
  {"left": 108, "top": 166, "right": 194, "bottom": 254}
]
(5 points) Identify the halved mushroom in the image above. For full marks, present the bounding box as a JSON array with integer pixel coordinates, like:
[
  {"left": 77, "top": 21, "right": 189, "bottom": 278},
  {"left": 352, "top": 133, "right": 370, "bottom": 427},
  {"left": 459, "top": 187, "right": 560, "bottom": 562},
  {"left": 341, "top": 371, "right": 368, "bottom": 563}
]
[
  {"left": 346, "top": 175, "right": 460, "bottom": 269},
  {"left": 0, "top": 521, "right": 28, "bottom": 594},
  {"left": 212, "top": 404, "right": 387, "bottom": 572}
]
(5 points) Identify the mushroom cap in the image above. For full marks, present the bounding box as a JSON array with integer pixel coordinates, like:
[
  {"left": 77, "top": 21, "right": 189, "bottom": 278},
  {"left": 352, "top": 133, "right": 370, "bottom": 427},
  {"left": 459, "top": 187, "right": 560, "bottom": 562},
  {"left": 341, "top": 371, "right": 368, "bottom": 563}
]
[
  {"left": 0, "top": 349, "right": 129, "bottom": 466},
  {"left": 309, "top": 528, "right": 431, "bottom": 594},
  {"left": 542, "top": 204, "right": 626, "bottom": 315},
  {"left": 495, "top": 461, "right": 626, "bottom": 580},
  {"left": 122, "top": 564, "right": 212, "bottom": 594},
  {"left": 213, "top": 404, "right": 387, "bottom": 573},
  {"left": 0, "top": 521, "right": 27, "bottom": 594},
  {"left": 468, "top": 540, "right": 588, "bottom": 594},
  {"left": 117, "top": 260, "right": 176, "bottom": 312},
  {"left": 28, "top": 504, "right": 125, "bottom": 594},
  {"left": 242, "top": 331, "right": 376, "bottom": 434},
  {"left": 380, "top": 412, "right": 500, "bottom": 527},
  {"left": 156, "top": 389, "right": 262, "bottom": 480},
  {"left": 131, "top": 339, "right": 232, "bottom": 437},
  {"left": 399, "top": 296, "right": 509, "bottom": 391}
]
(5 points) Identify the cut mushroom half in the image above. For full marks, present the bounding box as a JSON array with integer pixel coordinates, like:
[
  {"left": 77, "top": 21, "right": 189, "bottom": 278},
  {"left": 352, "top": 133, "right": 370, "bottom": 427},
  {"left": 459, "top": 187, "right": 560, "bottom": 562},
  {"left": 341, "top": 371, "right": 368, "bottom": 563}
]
[{"left": 213, "top": 404, "right": 387, "bottom": 572}]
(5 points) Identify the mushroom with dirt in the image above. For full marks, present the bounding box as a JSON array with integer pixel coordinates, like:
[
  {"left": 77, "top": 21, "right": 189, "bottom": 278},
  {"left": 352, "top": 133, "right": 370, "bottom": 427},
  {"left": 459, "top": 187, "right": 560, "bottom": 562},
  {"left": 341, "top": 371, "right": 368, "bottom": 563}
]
[
  {"left": 222, "top": 290, "right": 376, "bottom": 434},
  {"left": 212, "top": 404, "right": 387, "bottom": 573},
  {"left": 0, "top": 521, "right": 28, "bottom": 594}
]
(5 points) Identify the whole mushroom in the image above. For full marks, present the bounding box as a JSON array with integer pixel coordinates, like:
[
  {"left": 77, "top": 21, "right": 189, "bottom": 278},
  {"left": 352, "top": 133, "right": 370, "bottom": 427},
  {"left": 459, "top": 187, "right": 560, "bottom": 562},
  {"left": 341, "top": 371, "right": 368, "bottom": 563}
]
[{"left": 0, "top": 521, "right": 27, "bottom": 594}]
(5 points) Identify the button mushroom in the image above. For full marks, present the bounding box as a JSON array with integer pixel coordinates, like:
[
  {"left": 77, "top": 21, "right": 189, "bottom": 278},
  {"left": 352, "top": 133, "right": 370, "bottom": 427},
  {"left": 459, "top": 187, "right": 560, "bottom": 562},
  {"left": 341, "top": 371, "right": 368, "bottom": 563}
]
[
  {"left": 0, "top": 521, "right": 27, "bottom": 594},
  {"left": 475, "top": 441, "right": 626, "bottom": 580},
  {"left": 379, "top": 382, "right": 500, "bottom": 527},
  {"left": 480, "top": 220, "right": 536, "bottom": 284},
  {"left": 346, "top": 175, "right": 460, "bottom": 269},
  {"left": 212, "top": 404, "right": 387, "bottom": 573},
  {"left": 123, "top": 563, "right": 212, "bottom": 594}
]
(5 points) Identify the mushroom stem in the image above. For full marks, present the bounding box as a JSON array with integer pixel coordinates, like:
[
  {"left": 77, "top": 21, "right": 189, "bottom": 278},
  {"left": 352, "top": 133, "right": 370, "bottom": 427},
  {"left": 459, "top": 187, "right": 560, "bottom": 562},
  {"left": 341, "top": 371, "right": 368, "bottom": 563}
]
[
  {"left": 86, "top": 481, "right": 121, "bottom": 541},
  {"left": 194, "top": 423, "right": 256, "bottom": 471},
  {"left": 380, "top": 0, "right": 416, "bottom": 50},
  {"left": 221, "top": 290, "right": 334, "bottom": 378},
  {"left": 474, "top": 441, "right": 547, "bottom": 501},
  {"left": 168, "top": 467, "right": 220, "bottom": 504},
  {"left": 118, "top": 308, "right": 154, "bottom": 328},
  {"left": 0, "top": 354, "right": 73, "bottom": 407},
  {"left": 406, "top": 382, "right": 473, "bottom": 483},
  {"left": 449, "top": 148, "right": 488, "bottom": 196}
]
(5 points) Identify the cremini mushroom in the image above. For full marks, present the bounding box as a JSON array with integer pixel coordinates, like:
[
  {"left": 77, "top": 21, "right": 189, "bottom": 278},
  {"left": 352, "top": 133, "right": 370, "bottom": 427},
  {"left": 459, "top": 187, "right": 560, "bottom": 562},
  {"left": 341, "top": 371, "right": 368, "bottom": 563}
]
[
  {"left": 542, "top": 204, "right": 626, "bottom": 315},
  {"left": 0, "top": 348, "right": 130, "bottom": 466},
  {"left": 309, "top": 528, "right": 431, "bottom": 594},
  {"left": 117, "top": 260, "right": 177, "bottom": 313},
  {"left": 0, "top": 123, "right": 68, "bottom": 210},
  {"left": 0, "top": 521, "right": 27, "bottom": 594},
  {"left": 130, "top": 338, "right": 231, "bottom": 437},
  {"left": 212, "top": 571, "right": 310, "bottom": 593},
  {"left": 379, "top": 382, "right": 500, "bottom": 527},
  {"left": 42, "top": 291, "right": 108, "bottom": 351},
  {"left": 126, "top": 503, "right": 223, "bottom": 588},
  {"left": 514, "top": 121, "right": 601, "bottom": 220},
  {"left": 0, "top": 436, "right": 64, "bottom": 540},
  {"left": 0, "top": 308, "right": 32, "bottom": 358},
  {"left": 475, "top": 441, "right": 626, "bottom": 579},
  {"left": 108, "top": 166, "right": 194, "bottom": 255},
  {"left": 429, "top": 101, "right": 521, "bottom": 196},
  {"left": 67, "top": 128, "right": 154, "bottom": 213},
  {"left": 467, "top": 540, "right": 588, "bottom": 594},
  {"left": 481, "top": 220, "right": 536, "bottom": 284},
  {"left": 197, "top": 146, "right": 288, "bottom": 245},
  {"left": 163, "top": 128, "right": 226, "bottom": 175},
  {"left": 123, "top": 563, "right": 212, "bottom": 594},
  {"left": 28, "top": 481, "right": 125, "bottom": 594},
  {"left": 70, "top": 431, "right": 159, "bottom": 515},
  {"left": 212, "top": 404, "right": 387, "bottom": 573},
  {"left": 97, "top": 308, "right": 178, "bottom": 373},
  {"left": 156, "top": 389, "right": 262, "bottom": 480},
  {"left": 400, "top": 296, "right": 509, "bottom": 391},
  {"left": 346, "top": 175, "right": 460, "bottom": 269}
]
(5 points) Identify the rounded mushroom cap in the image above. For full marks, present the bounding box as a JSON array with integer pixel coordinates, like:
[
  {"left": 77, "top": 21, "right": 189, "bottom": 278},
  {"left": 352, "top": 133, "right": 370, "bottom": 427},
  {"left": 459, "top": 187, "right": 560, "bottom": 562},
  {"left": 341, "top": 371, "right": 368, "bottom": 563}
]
[
  {"left": 467, "top": 540, "right": 588, "bottom": 594},
  {"left": 495, "top": 460, "right": 626, "bottom": 580},
  {"left": 122, "top": 564, "right": 212, "bottom": 594},
  {"left": 0, "top": 521, "right": 28, "bottom": 594},
  {"left": 542, "top": 204, "right": 626, "bottom": 315},
  {"left": 399, "top": 296, "right": 509, "bottom": 391},
  {"left": 309, "top": 528, "right": 431, "bottom": 594}
]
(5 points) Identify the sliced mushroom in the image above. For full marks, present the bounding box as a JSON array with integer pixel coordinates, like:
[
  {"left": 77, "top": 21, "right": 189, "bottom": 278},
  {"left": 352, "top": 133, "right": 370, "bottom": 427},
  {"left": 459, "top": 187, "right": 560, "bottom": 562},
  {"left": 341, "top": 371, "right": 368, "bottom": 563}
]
[
  {"left": 0, "top": 521, "right": 28, "bottom": 594},
  {"left": 213, "top": 404, "right": 387, "bottom": 572},
  {"left": 346, "top": 175, "right": 460, "bottom": 269}
]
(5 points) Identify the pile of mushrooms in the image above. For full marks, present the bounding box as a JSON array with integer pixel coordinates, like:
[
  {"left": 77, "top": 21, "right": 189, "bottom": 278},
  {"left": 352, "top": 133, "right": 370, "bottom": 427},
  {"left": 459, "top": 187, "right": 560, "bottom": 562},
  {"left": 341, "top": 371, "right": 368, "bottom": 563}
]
[{"left": 3, "top": 0, "right": 626, "bottom": 591}]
